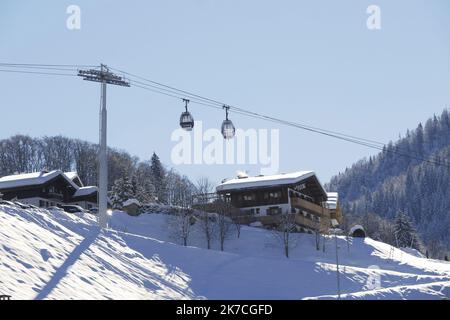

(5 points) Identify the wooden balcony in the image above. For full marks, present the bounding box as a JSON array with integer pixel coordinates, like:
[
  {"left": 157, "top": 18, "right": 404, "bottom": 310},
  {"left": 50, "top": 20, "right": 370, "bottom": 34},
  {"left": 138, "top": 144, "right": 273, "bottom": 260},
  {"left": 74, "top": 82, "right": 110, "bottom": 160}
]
[
  {"left": 293, "top": 214, "right": 321, "bottom": 230},
  {"left": 290, "top": 197, "right": 330, "bottom": 218},
  {"left": 231, "top": 212, "right": 328, "bottom": 231},
  {"left": 329, "top": 206, "right": 343, "bottom": 223}
]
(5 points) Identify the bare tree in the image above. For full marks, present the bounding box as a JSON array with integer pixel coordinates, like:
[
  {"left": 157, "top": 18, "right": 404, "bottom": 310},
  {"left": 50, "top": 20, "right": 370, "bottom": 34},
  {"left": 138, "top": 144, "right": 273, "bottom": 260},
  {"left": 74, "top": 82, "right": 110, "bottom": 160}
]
[
  {"left": 233, "top": 216, "right": 242, "bottom": 239},
  {"left": 167, "top": 177, "right": 195, "bottom": 246},
  {"left": 217, "top": 213, "right": 232, "bottom": 251},
  {"left": 166, "top": 169, "right": 196, "bottom": 207},
  {"left": 427, "top": 239, "right": 449, "bottom": 260},
  {"left": 215, "top": 200, "right": 234, "bottom": 251},
  {"left": 313, "top": 214, "right": 329, "bottom": 251},
  {"left": 198, "top": 211, "right": 216, "bottom": 249},
  {"left": 195, "top": 177, "right": 216, "bottom": 249},
  {"left": 227, "top": 205, "right": 244, "bottom": 238},
  {"left": 42, "top": 136, "right": 74, "bottom": 172},
  {"left": 314, "top": 227, "right": 321, "bottom": 251},
  {"left": 168, "top": 208, "right": 194, "bottom": 246},
  {"left": 272, "top": 212, "right": 298, "bottom": 258},
  {"left": 73, "top": 139, "right": 98, "bottom": 186},
  {"left": 196, "top": 176, "right": 214, "bottom": 201},
  {"left": 339, "top": 215, "right": 352, "bottom": 253}
]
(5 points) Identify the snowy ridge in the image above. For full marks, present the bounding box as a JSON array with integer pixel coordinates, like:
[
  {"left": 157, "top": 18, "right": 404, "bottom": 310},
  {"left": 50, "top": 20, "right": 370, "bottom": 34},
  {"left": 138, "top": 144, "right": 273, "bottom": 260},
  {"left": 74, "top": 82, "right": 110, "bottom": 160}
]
[
  {"left": 0, "top": 206, "right": 195, "bottom": 299},
  {"left": 0, "top": 205, "right": 449, "bottom": 300}
]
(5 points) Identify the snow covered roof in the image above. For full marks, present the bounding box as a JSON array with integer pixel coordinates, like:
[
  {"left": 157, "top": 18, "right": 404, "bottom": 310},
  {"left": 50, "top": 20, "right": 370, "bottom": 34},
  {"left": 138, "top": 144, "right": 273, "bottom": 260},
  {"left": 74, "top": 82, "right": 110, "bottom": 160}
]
[
  {"left": 64, "top": 172, "right": 84, "bottom": 187},
  {"left": 349, "top": 225, "right": 365, "bottom": 235},
  {"left": 73, "top": 186, "right": 97, "bottom": 198},
  {"left": 331, "top": 219, "right": 339, "bottom": 227},
  {"left": 327, "top": 192, "right": 338, "bottom": 198},
  {"left": 64, "top": 172, "right": 78, "bottom": 181},
  {"left": 123, "top": 199, "right": 141, "bottom": 207},
  {"left": 326, "top": 192, "right": 338, "bottom": 209},
  {"left": 0, "top": 170, "right": 80, "bottom": 190},
  {"left": 216, "top": 171, "right": 318, "bottom": 192}
]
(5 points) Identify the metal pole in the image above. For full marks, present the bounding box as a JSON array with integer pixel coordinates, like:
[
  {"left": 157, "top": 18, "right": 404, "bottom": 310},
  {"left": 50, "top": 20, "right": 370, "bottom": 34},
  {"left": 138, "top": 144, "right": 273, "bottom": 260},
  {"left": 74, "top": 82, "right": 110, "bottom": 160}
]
[
  {"left": 334, "top": 230, "right": 341, "bottom": 299},
  {"left": 98, "top": 64, "right": 108, "bottom": 228},
  {"left": 78, "top": 65, "right": 129, "bottom": 229}
]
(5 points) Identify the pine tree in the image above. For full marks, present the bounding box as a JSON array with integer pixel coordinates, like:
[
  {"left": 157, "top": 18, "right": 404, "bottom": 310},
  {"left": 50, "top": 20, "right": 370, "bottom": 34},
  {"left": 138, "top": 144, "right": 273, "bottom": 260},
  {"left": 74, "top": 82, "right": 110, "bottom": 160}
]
[
  {"left": 415, "top": 123, "right": 425, "bottom": 159},
  {"left": 133, "top": 161, "right": 157, "bottom": 204},
  {"left": 134, "top": 179, "right": 155, "bottom": 204},
  {"left": 325, "top": 109, "right": 450, "bottom": 255},
  {"left": 109, "top": 176, "right": 134, "bottom": 209},
  {"left": 150, "top": 152, "right": 167, "bottom": 203},
  {"left": 394, "top": 211, "right": 420, "bottom": 250}
]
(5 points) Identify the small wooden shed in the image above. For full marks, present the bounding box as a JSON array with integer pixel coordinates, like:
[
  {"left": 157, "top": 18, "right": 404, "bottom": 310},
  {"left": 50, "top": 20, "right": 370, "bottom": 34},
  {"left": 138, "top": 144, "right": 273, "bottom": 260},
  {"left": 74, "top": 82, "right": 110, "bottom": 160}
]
[{"left": 122, "top": 199, "right": 141, "bottom": 216}]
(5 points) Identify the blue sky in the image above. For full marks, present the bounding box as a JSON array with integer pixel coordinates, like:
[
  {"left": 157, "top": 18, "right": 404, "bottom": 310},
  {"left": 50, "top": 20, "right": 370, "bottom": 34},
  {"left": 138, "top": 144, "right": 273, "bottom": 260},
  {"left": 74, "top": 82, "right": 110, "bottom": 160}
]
[{"left": 1, "top": 0, "right": 449, "bottom": 186}]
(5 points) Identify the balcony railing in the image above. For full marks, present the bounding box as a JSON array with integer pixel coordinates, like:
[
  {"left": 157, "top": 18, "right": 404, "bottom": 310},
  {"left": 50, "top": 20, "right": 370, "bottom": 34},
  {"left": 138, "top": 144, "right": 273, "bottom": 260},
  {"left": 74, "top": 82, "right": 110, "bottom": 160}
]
[
  {"left": 47, "top": 192, "right": 64, "bottom": 200},
  {"left": 232, "top": 213, "right": 328, "bottom": 232},
  {"left": 290, "top": 197, "right": 330, "bottom": 218},
  {"left": 294, "top": 214, "right": 318, "bottom": 230}
]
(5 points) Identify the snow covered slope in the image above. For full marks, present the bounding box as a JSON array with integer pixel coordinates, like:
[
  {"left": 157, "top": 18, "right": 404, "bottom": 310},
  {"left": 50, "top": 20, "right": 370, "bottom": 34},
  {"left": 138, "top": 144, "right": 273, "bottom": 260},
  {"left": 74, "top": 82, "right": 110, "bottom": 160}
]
[{"left": 1, "top": 205, "right": 449, "bottom": 300}]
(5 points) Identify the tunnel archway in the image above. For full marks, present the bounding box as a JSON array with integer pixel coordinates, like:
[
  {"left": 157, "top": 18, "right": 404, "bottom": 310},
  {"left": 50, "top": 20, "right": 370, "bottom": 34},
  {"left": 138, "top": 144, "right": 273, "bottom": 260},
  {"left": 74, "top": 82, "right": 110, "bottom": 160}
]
[{"left": 349, "top": 225, "right": 366, "bottom": 238}]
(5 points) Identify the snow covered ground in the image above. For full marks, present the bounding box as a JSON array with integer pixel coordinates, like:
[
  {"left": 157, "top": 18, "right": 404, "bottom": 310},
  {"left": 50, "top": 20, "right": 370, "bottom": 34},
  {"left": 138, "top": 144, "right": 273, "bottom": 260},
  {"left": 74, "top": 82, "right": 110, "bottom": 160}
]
[{"left": 0, "top": 205, "right": 449, "bottom": 300}]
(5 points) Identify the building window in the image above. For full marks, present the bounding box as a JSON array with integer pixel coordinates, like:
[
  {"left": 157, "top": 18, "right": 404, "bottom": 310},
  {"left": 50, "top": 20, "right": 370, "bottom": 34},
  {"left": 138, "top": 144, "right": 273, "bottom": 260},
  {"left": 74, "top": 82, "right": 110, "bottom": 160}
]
[
  {"left": 39, "top": 200, "right": 45, "bottom": 207},
  {"left": 267, "top": 206, "right": 282, "bottom": 216},
  {"left": 270, "top": 191, "right": 281, "bottom": 199},
  {"left": 264, "top": 191, "right": 282, "bottom": 200},
  {"left": 242, "top": 193, "right": 255, "bottom": 201},
  {"left": 255, "top": 208, "right": 260, "bottom": 215}
]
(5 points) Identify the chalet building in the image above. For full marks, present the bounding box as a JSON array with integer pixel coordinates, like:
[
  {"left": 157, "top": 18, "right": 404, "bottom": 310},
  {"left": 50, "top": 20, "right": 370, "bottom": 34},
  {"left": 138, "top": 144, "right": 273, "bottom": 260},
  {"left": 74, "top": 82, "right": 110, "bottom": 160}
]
[
  {"left": 216, "top": 171, "right": 343, "bottom": 233},
  {"left": 0, "top": 170, "right": 98, "bottom": 210},
  {"left": 65, "top": 171, "right": 84, "bottom": 188},
  {"left": 325, "top": 192, "right": 342, "bottom": 227}
]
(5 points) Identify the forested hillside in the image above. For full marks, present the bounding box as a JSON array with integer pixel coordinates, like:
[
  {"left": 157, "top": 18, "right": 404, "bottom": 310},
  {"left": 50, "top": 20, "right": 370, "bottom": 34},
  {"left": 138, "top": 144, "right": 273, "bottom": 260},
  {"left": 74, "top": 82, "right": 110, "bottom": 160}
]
[
  {"left": 327, "top": 109, "right": 450, "bottom": 255},
  {"left": 0, "top": 135, "right": 196, "bottom": 207}
]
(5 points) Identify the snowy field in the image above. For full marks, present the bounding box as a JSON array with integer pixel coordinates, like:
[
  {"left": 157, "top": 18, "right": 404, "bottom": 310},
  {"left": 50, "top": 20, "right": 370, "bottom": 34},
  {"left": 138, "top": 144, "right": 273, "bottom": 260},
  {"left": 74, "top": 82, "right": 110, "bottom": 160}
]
[{"left": 0, "top": 205, "right": 449, "bottom": 300}]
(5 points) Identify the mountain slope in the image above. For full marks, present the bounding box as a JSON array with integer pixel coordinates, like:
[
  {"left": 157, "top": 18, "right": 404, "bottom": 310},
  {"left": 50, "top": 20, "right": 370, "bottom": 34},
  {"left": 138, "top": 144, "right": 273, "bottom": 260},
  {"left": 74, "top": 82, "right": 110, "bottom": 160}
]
[
  {"left": 327, "top": 109, "right": 450, "bottom": 254},
  {"left": 1, "top": 205, "right": 450, "bottom": 299}
]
